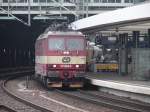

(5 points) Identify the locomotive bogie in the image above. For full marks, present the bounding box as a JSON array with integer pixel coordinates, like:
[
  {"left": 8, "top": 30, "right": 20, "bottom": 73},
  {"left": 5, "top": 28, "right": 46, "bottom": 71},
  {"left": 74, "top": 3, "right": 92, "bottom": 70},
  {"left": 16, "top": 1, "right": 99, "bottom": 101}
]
[{"left": 45, "top": 69, "right": 85, "bottom": 88}]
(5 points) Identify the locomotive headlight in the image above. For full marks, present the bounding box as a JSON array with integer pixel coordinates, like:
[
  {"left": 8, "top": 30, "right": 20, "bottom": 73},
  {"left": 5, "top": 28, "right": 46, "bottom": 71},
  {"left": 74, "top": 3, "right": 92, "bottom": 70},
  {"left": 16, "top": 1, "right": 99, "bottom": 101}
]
[
  {"left": 63, "top": 51, "right": 69, "bottom": 54},
  {"left": 66, "top": 51, "right": 69, "bottom": 54},
  {"left": 53, "top": 65, "right": 56, "bottom": 68},
  {"left": 76, "top": 65, "right": 79, "bottom": 68}
]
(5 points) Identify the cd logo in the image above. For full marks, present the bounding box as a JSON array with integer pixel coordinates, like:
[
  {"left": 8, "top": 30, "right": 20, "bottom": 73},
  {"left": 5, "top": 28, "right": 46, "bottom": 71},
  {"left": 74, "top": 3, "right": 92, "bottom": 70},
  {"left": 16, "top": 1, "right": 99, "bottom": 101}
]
[{"left": 62, "top": 57, "right": 71, "bottom": 63}]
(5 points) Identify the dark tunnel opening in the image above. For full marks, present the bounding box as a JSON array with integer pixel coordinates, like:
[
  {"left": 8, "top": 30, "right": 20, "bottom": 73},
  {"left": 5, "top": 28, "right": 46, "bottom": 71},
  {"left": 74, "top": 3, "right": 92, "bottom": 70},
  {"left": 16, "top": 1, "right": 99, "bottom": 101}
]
[
  {"left": 0, "top": 20, "right": 48, "bottom": 68},
  {"left": 0, "top": 15, "right": 75, "bottom": 68}
]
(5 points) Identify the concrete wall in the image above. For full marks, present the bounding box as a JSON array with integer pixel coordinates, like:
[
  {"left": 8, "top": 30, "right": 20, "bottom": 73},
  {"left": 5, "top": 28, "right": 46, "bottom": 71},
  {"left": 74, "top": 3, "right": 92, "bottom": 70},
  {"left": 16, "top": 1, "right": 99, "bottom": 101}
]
[{"left": 131, "top": 48, "right": 150, "bottom": 80}]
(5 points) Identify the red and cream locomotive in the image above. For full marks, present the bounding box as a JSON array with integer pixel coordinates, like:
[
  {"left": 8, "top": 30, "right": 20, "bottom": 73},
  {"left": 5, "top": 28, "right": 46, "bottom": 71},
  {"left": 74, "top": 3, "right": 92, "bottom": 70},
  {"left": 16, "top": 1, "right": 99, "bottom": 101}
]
[{"left": 35, "top": 30, "right": 86, "bottom": 88}]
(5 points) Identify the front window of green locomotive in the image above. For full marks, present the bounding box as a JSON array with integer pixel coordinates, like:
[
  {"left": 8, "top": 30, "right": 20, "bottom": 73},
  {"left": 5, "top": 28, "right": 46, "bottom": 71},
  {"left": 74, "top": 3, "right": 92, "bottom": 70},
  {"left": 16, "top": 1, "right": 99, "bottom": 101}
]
[
  {"left": 48, "top": 38, "right": 65, "bottom": 50},
  {"left": 66, "top": 38, "right": 84, "bottom": 50}
]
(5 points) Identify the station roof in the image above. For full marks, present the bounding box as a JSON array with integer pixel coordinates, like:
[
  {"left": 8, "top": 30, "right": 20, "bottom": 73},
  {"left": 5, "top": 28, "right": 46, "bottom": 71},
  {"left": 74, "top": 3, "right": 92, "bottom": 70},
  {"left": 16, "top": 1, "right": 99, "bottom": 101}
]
[{"left": 71, "top": 2, "right": 150, "bottom": 34}]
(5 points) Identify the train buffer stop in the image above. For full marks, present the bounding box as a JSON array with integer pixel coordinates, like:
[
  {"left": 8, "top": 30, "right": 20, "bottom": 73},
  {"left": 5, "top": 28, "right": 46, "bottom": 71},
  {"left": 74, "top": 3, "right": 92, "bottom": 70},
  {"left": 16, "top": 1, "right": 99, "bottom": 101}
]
[{"left": 71, "top": 2, "right": 150, "bottom": 103}]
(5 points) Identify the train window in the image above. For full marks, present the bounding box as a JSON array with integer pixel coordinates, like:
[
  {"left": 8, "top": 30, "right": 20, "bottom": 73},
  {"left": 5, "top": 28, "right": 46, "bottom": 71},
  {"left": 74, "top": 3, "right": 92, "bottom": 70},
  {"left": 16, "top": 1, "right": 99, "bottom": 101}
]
[
  {"left": 48, "top": 38, "right": 65, "bottom": 50},
  {"left": 66, "top": 38, "right": 84, "bottom": 50}
]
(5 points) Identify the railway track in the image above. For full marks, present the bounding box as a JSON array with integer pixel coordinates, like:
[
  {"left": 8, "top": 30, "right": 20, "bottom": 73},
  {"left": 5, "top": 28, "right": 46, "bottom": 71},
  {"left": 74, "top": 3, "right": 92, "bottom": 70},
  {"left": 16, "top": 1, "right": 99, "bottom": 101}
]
[
  {"left": 2, "top": 68, "right": 102, "bottom": 112},
  {"left": 3, "top": 67, "right": 150, "bottom": 112},
  {"left": 0, "top": 67, "right": 54, "bottom": 112},
  {"left": 56, "top": 89, "right": 150, "bottom": 112},
  {"left": 0, "top": 105, "right": 17, "bottom": 112},
  {"left": 5, "top": 78, "right": 116, "bottom": 112}
]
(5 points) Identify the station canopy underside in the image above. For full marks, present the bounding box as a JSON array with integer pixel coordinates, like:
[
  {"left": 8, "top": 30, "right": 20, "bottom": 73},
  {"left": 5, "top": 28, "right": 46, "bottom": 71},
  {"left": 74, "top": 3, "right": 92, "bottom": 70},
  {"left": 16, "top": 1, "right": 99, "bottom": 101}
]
[{"left": 71, "top": 2, "right": 150, "bottom": 34}]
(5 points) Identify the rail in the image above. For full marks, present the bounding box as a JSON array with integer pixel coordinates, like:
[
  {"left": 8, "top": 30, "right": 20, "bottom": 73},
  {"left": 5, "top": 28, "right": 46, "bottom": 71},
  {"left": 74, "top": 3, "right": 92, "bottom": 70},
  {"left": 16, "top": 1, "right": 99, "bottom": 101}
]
[
  {"left": 0, "top": 105, "right": 17, "bottom": 112},
  {"left": 56, "top": 89, "right": 150, "bottom": 112},
  {"left": 1, "top": 67, "right": 54, "bottom": 112}
]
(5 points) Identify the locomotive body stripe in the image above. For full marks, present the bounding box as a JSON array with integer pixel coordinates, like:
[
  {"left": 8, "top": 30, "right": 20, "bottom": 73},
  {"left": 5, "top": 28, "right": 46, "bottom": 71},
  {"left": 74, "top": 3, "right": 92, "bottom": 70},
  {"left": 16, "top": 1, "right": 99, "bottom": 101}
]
[{"left": 35, "top": 56, "right": 86, "bottom": 64}]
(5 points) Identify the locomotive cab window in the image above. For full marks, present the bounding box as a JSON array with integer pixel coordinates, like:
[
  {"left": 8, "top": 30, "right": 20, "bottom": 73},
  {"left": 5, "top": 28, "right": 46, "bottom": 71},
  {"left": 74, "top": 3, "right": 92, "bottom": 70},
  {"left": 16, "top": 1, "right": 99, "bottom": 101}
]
[
  {"left": 66, "top": 38, "right": 84, "bottom": 50},
  {"left": 48, "top": 38, "right": 65, "bottom": 50}
]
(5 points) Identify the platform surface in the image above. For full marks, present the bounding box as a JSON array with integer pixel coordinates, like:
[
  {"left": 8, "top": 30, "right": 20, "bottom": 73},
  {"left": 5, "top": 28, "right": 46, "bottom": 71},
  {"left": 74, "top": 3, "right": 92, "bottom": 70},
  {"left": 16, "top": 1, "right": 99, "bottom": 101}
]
[{"left": 86, "top": 72, "right": 150, "bottom": 95}]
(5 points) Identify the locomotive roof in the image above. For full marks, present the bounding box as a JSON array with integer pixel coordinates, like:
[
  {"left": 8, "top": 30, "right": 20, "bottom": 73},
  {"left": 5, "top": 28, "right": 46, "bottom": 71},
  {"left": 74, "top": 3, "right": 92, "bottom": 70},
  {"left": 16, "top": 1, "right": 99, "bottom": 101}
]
[{"left": 37, "top": 31, "right": 83, "bottom": 40}]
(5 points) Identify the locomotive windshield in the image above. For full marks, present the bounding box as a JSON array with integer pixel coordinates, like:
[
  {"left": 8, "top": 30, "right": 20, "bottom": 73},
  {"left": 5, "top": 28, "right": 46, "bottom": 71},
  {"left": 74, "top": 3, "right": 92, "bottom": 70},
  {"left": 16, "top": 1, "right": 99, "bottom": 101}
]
[
  {"left": 48, "top": 37, "right": 84, "bottom": 51},
  {"left": 66, "top": 38, "right": 84, "bottom": 50},
  {"left": 48, "top": 38, "right": 65, "bottom": 50}
]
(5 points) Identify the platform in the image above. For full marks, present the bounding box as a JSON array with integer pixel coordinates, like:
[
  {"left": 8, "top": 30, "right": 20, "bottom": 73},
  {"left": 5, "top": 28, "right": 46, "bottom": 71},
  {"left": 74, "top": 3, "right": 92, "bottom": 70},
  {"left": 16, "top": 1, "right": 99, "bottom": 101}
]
[{"left": 86, "top": 72, "right": 150, "bottom": 103}]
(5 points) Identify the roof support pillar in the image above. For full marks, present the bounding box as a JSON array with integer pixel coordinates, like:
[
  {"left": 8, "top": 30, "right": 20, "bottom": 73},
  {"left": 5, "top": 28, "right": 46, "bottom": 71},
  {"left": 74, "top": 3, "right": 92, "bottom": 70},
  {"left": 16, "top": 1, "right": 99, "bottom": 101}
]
[
  {"left": 121, "top": 0, "right": 124, "bottom": 3},
  {"left": 132, "top": 31, "right": 140, "bottom": 80},
  {"left": 132, "top": 31, "right": 140, "bottom": 48},
  {"left": 118, "top": 33, "right": 128, "bottom": 75},
  {"left": 148, "top": 29, "right": 150, "bottom": 48}
]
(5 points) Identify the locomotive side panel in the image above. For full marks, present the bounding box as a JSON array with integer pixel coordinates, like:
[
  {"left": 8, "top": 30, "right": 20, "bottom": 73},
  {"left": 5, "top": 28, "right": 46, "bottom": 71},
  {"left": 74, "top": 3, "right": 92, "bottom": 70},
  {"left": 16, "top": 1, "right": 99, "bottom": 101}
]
[{"left": 35, "top": 38, "right": 48, "bottom": 76}]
